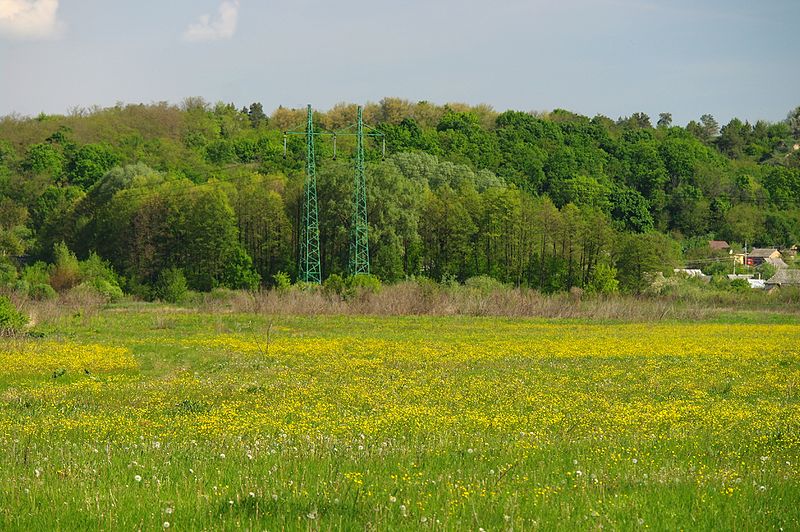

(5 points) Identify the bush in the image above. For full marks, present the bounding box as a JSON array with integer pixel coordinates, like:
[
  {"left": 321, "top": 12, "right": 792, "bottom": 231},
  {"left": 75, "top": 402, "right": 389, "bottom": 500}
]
[
  {"left": 0, "top": 262, "right": 17, "bottom": 288},
  {"left": 586, "top": 263, "right": 620, "bottom": 295},
  {"left": 464, "top": 275, "right": 506, "bottom": 295},
  {"left": 349, "top": 274, "right": 382, "bottom": 294},
  {"left": 49, "top": 242, "right": 81, "bottom": 291},
  {"left": 80, "top": 252, "right": 120, "bottom": 286},
  {"left": 0, "top": 295, "right": 27, "bottom": 333},
  {"left": 90, "top": 279, "right": 123, "bottom": 302},
  {"left": 273, "top": 271, "right": 292, "bottom": 293},
  {"left": 155, "top": 268, "right": 188, "bottom": 304},
  {"left": 21, "top": 262, "right": 51, "bottom": 286},
  {"left": 729, "top": 278, "right": 751, "bottom": 293},
  {"left": 322, "top": 274, "right": 347, "bottom": 297},
  {"left": 29, "top": 283, "right": 57, "bottom": 301}
]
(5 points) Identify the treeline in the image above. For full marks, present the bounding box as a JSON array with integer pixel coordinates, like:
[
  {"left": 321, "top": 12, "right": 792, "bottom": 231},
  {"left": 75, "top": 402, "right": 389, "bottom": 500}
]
[{"left": 0, "top": 99, "right": 798, "bottom": 296}]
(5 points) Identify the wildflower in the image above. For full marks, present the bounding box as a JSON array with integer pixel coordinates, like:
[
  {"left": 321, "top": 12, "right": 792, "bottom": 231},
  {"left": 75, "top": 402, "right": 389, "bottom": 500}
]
[
  {"left": 632, "top": 458, "right": 638, "bottom": 464},
  {"left": 165, "top": 507, "right": 173, "bottom": 515},
  {"left": 134, "top": 475, "right": 142, "bottom": 482},
  {"left": 307, "top": 509, "right": 318, "bottom": 520},
  {"left": 163, "top": 522, "right": 170, "bottom": 529},
  {"left": 249, "top": 492, "right": 255, "bottom": 498},
  {"left": 400, "top": 504, "right": 408, "bottom": 517},
  {"left": 575, "top": 470, "right": 583, "bottom": 477},
  {"left": 389, "top": 495, "right": 397, "bottom": 503},
  {"left": 219, "top": 453, "right": 226, "bottom": 459}
]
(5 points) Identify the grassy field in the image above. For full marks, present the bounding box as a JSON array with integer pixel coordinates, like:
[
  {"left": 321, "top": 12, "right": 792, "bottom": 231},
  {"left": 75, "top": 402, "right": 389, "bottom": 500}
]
[{"left": 1, "top": 307, "right": 799, "bottom": 530}]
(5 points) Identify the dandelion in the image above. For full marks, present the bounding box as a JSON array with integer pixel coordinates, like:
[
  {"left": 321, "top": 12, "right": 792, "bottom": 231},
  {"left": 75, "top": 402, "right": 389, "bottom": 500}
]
[
  {"left": 165, "top": 507, "right": 174, "bottom": 515},
  {"left": 134, "top": 475, "right": 142, "bottom": 482},
  {"left": 575, "top": 470, "right": 583, "bottom": 477},
  {"left": 400, "top": 504, "right": 407, "bottom": 517},
  {"left": 632, "top": 458, "right": 638, "bottom": 464},
  {"left": 219, "top": 453, "right": 226, "bottom": 459},
  {"left": 163, "top": 522, "right": 170, "bottom": 529},
  {"left": 389, "top": 495, "right": 397, "bottom": 503},
  {"left": 307, "top": 509, "right": 318, "bottom": 520},
  {"left": 34, "top": 469, "right": 41, "bottom": 478},
  {"left": 249, "top": 492, "right": 255, "bottom": 498},
  {"left": 271, "top": 494, "right": 278, "bottom": 501}
]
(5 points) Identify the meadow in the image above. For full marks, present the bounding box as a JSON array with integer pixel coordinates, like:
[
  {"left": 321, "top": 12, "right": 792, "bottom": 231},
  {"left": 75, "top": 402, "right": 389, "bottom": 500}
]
[{"left": 1, "top": 306, "right": 799, "bottom": 530}]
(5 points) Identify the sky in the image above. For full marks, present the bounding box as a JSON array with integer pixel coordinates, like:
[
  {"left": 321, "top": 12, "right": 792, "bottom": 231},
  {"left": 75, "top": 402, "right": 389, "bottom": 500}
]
[{"left": 0, "top": 0, "right": 798, "bottom": 125}]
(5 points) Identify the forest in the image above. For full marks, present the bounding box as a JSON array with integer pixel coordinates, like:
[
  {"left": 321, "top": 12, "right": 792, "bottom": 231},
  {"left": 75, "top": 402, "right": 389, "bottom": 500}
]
[{"left": 0, "top": 98, "right": 798, "bottom": 297}]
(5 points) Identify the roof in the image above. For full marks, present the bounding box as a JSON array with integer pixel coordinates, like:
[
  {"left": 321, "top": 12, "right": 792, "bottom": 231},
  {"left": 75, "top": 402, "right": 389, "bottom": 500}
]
[
  {"left": 766, "top": 269, "right": 800, "bottom": 286},
  {"left": 764, "top": 257, "right": 788, "bottom": 269},
  {"left": 749, "top": 248, "right": 780, "bottom": 259},
  {"left": 748, "top": 279, "right": 766, "bottom": 289},
  {"left": 709, "top": 240, "right": 730, "bottom": 250}
]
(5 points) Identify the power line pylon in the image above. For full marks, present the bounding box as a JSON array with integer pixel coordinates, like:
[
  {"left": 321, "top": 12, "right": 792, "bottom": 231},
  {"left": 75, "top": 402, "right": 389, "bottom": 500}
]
[
  {"left": 350, "top": 106, "right": 370, "bottom": 276},
  {"left": 297, "top": 105, "right": 321, "bottom": 284}
]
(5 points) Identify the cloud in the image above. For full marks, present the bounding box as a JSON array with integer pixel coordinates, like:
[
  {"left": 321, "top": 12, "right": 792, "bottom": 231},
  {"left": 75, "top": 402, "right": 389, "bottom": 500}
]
[
  {"left": 0, "top": 0, "right": 62, "bottom": 40},
  {"left": 183, "top": 0, "right": 240, "bottom": 42}
]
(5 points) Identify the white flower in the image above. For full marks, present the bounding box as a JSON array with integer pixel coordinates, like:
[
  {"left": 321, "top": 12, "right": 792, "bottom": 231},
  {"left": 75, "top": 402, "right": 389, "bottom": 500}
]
[
  {"left": 575, "top": 470, "right": 583, "bottom": 477},
  {"left": 134, "top": 475, "right": 142, "bottom": 482},
  {"left": 467, "top": 448, "right": 474, "bottom": 454},
  {"left": 35, "top": 469, "right": 41, "bottom": 478},
  {"left": 759, "top": 485, "right": 767, "bottom": 492},
  {"left": 249, "top": 492, "right": 255, "bottom": 498},
  {"left": 165, "top": 507, "right": 174, "bottom": 515},
  {"left": 389, "top": 496, "right": 397, "bottom": 503},
  {"left": 420, "top": 516, "right": 428, "bottom": 523},
  {"left": 306, "top": 510, "right": 318, "bottom": 520},
  {"left": 400, "top": 504, "right": 407, "bottom": 517},
  {"left": 163, "top": 522, "right": 170, "bottom": 529},
  {"left": 219, "top": 453, "right": 226, "bottom": 459},
  {"left": 632, "top": 458, "right": 638, "bottom": 464},
  {"left": 271, "top": 493, "right": 278, "bottom": 501}
]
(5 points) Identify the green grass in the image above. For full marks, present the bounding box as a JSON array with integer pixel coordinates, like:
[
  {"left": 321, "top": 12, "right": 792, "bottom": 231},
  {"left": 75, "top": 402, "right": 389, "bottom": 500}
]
[{"left": 0, "top": 306, "right": 799, "bottom": 530}]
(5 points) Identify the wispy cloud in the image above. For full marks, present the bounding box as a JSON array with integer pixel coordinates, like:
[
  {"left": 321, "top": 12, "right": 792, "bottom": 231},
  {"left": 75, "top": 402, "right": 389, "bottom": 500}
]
[
  {"left": 0, "top": 0, "right": 62, "bottom": 40},
  {"left": 183, "top": 0, "right": 240, "bottom": 42}
]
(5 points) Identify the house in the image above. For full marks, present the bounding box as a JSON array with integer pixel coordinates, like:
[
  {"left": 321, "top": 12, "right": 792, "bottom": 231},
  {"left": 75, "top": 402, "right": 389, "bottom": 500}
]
[
  {"left": 709, "top": 240, "right": 730, "bottom": 252},
  {"left": 727, "top": 274, "right": 753, "bottom": 281},
  {"left": 764, "top": 257, "right": 788, "bottom": 269},
  {"left": 674, "top": 269, "right": 710, "bottom": 281},
  {"left": 765, "top": 269, "right": 800, "bottom": 289},
  {"left": 747, "top": 248, "right": 781, "bottom": 266},
  {"left": 748, "top": 279, "right": 766, "bottom": 289}
]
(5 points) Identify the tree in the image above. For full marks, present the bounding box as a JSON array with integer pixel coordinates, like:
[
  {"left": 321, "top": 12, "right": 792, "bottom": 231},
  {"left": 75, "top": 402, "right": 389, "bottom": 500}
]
[
  {"left": 614, "top": 232, "right": 680, "bottom": 292},
  {"left": 248, "top": 102, "right": 267, "bottom": 129},
  {"left": 657, "top": 113, "right": 673, "bottom": 128}
]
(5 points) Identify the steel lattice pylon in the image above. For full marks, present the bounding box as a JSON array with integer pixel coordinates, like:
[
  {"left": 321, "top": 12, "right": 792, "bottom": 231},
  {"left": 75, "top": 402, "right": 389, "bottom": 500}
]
[
  {"left": 299, "top": 104, "right": 322, "bottom": 284},
  {"left": 349, "top": 106, "right": 370, "bottom": 276}
]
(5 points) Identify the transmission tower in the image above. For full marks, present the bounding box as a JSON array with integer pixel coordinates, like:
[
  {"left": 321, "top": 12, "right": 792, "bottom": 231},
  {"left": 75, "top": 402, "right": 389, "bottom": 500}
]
[
  {"left": 350, "top": 106, "right": 370, "bottom": 276},
  {"left": 292, "top": 105, "right": 321, "bottom": 284}
]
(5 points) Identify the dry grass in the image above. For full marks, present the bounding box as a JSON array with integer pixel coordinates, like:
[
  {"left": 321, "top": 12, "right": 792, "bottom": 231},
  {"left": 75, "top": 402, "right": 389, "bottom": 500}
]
[{"left": 195, "top": 281, "right": 758, "bottom": 321}]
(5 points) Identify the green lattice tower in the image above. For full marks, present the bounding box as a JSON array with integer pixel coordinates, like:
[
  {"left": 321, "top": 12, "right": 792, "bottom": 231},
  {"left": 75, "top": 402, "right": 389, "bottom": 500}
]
[
  {"left": 300, "top": 104, "right": 322, "bottom": 284},
  {"left": 349, "top": 106, "right": 370, "bottom": 275}
]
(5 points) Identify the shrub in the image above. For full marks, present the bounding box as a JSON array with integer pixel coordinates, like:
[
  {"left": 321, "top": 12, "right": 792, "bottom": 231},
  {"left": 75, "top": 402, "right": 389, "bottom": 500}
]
[
  {"left": 0, "top": 262, "right": 17, "bottom": 288},
  {"left": 155, "top": 268, "right": 188, "bottom": 304},
  {"left": 322, "top": 274, "right": 347, "bottom": 297},
  {"left": 21, "top": 262, "right": 51, "bottom": 286},
  {"left": 50, "top": 242, "right": 81, "bottom": 291},
  {"left": 586, "top": 263, "right": 620, "bottom": 295},
  {"left": 90, "top": 279, "right": 123, "bottom": 302},
  {"left": 729, "top": 278, "right": 750, "bottom": 293},
  {"left": 349, "top": 274, "right": 382, "bottom": 294},
  {"left": 273, "top": 271, "right": 292, "bottom": 293},
  {"left": 0, "top": 295, "right": 27, "bottom": 333},
  {"left": 29, "top": 283, "right": 57, "bottom": 301},
  {"left": 464, "top": 275, "right": 506, "bottom": 295},
  {"left": 80, "top": 252, "right": 120, "bottom": 286}
]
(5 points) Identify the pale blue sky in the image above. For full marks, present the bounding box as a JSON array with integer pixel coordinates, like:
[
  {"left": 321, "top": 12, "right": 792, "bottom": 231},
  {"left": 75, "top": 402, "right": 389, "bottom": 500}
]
[{"left": 0, "top": 0, "right": 798, "bottom": 125}]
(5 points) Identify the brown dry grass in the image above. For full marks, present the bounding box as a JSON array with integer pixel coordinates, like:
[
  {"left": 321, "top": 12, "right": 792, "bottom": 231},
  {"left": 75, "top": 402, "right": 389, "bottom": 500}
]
[{"left": 195, "top": 282, "right": 749, "bottom": 321}]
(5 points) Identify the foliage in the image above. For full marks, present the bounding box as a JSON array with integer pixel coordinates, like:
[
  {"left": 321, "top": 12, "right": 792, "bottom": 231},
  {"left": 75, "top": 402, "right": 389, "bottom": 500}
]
[
  {"left": 0, "top": 100, "right": 798, "bottom": 296},
  {"left": 155, "top": 267, "right": 189, "bottom": 304},
  {"left": 0, "top": 295, "right": 26, "bottom": 332}
]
